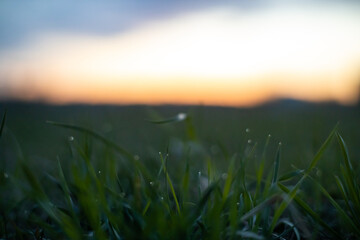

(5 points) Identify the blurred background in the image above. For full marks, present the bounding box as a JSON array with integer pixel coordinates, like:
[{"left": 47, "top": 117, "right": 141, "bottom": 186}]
[{"left": 0, "top": 0, "right": 360, "bottom": 177}]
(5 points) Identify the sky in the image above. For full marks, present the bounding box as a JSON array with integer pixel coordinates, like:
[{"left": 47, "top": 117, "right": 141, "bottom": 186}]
[{"left": 0, "top": 0, "right": 360, "bottom": 106}]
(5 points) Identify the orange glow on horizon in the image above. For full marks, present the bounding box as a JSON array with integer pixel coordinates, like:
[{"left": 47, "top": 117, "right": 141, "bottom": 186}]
[{"left": 5, "top": 70, "right": 359, "bottom": 107}]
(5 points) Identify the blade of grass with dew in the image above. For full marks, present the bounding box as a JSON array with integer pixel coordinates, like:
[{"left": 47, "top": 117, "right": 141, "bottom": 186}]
[
  {"left": 194, "top": 182, "right": 219, "bottom": 217},
  {"left": 47, "top": 120, "right": 153, "bottom": 206},
  {"left": 146, "top": 112, "right": 187, "bottom": 124},
  {"left": 46, "top": 121, "right": 134, "bottom": 160},
  {"left": 269, "top": 125, "right": 338, "bottom": 233},
  {"left": 269, "top": 124, "right": 338, "bottom": 234},
  {"left": 72, "top": 141, "right": 116, "bottom": 239},
  {"left": 159, "top": 153, "right": 181, "bottom": 215},
  {"left": 237, "top": 143, "right": 257, "bottom": 190},
  {"left": 272, "top": 144, "right": 281, "bottom": 186}
]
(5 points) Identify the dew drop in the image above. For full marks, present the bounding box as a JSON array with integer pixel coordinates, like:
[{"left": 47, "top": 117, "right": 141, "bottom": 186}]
[
  {"left": 247, "top": 139, "right": 252, "bottom": 144},
  {"left": 198, "top": 171, "right": 201, "bottom": 177},
  {"left": 68, "top": 136, "right": 74, "bottom": 141},
  {"left": 177, "top": 113, "right": 187, "bottom": 121},
  {"left": 279, "top": 142, "right": 282, "bottom": 146},
  {"left": 245, "top": 128, "right": 250, "bottom": 133},
  {"left": 3, "top": 173, "right": 8, "bottom": 178},
  {"left": 268, "top": 134, "right": 271, "bottom": 137},
  {"left": 160, "top": 196, "right": 164, "bottom": 201},
  {"left": 98, "top": 170, "right": 101, "bottom": 174},
  {"left": 236, "top": 202, "right": 240, "bottom": 206},
  {"left": 149, "top": 181, "right": 154, "bottom": 186},
  {"left": 134, "top": 155, "right": 140, "bottom": 161}
]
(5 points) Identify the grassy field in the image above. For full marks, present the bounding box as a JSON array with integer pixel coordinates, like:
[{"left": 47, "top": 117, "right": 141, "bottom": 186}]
[{"left": 0, "top": 101, "right": 360, "bottom": 239}]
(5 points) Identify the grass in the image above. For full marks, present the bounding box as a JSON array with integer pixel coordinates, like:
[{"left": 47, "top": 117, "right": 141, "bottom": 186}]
[{"left": 0, "top": 106, "right": 360, "bottom": 239}]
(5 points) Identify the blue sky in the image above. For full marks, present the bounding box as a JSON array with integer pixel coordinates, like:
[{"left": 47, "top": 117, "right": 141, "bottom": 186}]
[
  {"left": 0, "top": 0, "right": 260, "bottom": 50},
  {"left": 2, "top": 0, "right": 356, "bottom": 51}
]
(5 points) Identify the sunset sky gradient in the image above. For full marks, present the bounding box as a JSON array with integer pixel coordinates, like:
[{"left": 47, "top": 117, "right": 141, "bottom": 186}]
[{"left": 0, "top": 0, "right": 360, "bottom": 106}]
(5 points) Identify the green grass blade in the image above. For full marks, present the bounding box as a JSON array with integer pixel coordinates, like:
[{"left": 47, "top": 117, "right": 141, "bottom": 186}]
[
  {"left": 278, "top": 169, "right": 304, "bottom": 182},
  {"left": 240, "top": 195, "right": 278, "bottom": 222},
  {"left": 166, "top": 172, "right": 181, "bottom": 215},
  {"left": 334, "top": 175, "right": 360, "bottom": 226},
  {"left": 0, "top": 109, "right": 6, "bottom": 138},
  {"left": 195, "top": 182, "right": 219, "bottom": 216},
  {"left": 311, "top": 177, "right": 360, "bottom": 236},
  {"left": 278, "top": 183, "right": 342, "bottom": 239},
  {"left": 57, "top": 159, "right": 77, "bottom": 217},
  {"left": 336, "top": 133, "right": 360, "bottom": 206},
  {"left": 142, "top": 199, "right": 151, "bottom": 216},
  {"left": 159, "top": 153, "right": 181, "bottom": 215},
  {"left": 269, "top": 125, "right": 337, "bottom": 233},
  {"left": 305, "top": 124, "right": 338, "bottom": 174},
  {"left": 272, "top": 144, "right": 281, "bottom": 185},
  {"left": 269, "top": 180, "right": 302, "bottom": 233},
  {"left": 255, "top": 134, "right": 271, "bottom": 201},
  {"left": 336, "top": 133, "right": 353, "bottom": 173},
  {"left": 222, "top": 155, "right": 236, "bottom": 203}
]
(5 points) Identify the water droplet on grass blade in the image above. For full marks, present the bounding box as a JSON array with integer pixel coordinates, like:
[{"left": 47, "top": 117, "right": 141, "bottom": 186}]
[
  {"left": 177, "top": 113, "right": 187, "bottom": 121},
  {"left": 149, "top": 181, "right": 154, "bottom": 186},
  {"left": 68, "top": 136, "right": 74, "bottom": 141},
  {"left": 246, "top": 128, "right": 250, "bottom": 133},
  {"left": 3, "top": 173, "right": 8, "bottom": 178},
  {"left": 98, "top": 170, "right": 101, "bottom": 174},
  {"left": 198, "top": 171, "right": 201, "bottom": 177},
  {"left": 247, "top": 139, "right": 252, "bottom": 144}
]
